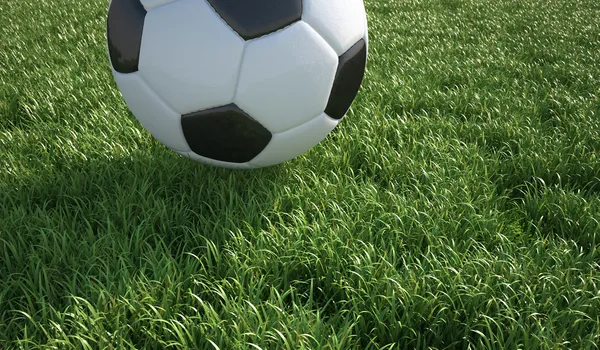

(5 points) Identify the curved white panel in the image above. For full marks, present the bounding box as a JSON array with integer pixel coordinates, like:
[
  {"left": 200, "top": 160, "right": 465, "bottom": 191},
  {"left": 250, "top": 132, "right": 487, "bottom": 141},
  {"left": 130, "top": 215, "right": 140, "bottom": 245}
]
[
  {"left": 140, "top": 0, "right": 175, "bottom": 11},
  {"left": 139, "top": 0, "right": 245, "bottom": 115},
  {"left": 249, "top": 113, "right": 338, "bottom": 167},
  {"left": 235, "top": 21, "right": 338, "bottom": 134},
  {"left": 176, "top": 151, "right": 253, "bottom": 169},
  {"left": 302, "top": 0, "right": 367, "bottom": 55},
  {"left": 364, "top": 9, "right": 369, "bottom": 51},
  {"left": 112, "top": 70, "right": 190, "bottom": 152}
]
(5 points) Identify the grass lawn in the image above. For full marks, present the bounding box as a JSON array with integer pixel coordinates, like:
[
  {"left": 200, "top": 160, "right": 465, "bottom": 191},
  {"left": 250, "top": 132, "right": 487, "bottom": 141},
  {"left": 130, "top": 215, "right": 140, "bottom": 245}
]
[{"left": 1, "top": 0, "right": 600, "bottom": 348}]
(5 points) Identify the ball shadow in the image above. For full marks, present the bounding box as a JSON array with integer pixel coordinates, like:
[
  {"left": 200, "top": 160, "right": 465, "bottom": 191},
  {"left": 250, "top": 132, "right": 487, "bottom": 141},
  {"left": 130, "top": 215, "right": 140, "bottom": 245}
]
[{"left": 1, "top": 147, "right": 292, "bottom": 313}]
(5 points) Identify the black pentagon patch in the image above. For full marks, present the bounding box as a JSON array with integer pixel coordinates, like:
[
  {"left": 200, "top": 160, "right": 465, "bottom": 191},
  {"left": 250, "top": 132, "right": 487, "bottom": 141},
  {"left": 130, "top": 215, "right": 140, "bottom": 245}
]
[
  {"left": 181, "top": 104, "right": 272, "bottom": 163},
  {"left": 206, "top": 0, "right": 302, "bottom": 40},
  {"left": 325, "top": 39, "right": 368, "bottom": 120},
  {"left": 106, "top": 0, "right": 146, "bottom": 73}
]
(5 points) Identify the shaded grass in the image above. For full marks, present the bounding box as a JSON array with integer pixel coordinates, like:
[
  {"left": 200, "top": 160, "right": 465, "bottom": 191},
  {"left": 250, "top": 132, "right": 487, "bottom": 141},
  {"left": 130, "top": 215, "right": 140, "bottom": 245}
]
[{"left": 1, "top": 0, "right": 600, "bottom": 348}]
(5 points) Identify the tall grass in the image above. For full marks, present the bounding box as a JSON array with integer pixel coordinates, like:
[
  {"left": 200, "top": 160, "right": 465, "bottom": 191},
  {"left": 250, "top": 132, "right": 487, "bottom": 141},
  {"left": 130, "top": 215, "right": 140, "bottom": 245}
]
[{"left": 1, "top": 0, "right": 599, "bottom": 348}]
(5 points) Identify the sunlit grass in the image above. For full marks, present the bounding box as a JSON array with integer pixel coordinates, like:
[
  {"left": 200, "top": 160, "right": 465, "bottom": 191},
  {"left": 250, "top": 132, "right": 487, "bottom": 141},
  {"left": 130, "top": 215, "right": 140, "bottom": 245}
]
[{"left": 1, "top": 0, "right": 600, "bottom": 348}]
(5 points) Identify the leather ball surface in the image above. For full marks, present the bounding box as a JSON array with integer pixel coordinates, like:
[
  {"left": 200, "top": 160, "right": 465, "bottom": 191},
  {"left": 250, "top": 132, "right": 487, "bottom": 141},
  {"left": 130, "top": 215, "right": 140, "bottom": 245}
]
[{"left": 107, "top": 0, "right": 368, "bottom": 169}]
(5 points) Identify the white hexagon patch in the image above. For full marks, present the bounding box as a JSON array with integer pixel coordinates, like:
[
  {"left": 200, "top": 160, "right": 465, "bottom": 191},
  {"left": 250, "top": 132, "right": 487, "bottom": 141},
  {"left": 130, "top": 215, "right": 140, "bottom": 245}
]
[
  {"left": 234, "top": 21, "right": 338, "bottom": 133},
  {"left": 139, "top": 0, "right": 245, "bottom": 115},
  {"left": 112, "top": 70, "right": 190, "bottom": 152},
  {"left": 302, "top": 0, "right": 367, "bottom": 55},
  {"left": 140, "top": 0, "right": 175, "bottom": 11}
]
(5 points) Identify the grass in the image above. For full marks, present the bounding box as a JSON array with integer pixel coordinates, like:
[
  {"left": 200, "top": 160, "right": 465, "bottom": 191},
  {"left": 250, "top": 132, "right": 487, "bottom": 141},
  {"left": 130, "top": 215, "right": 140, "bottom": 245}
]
[{"left": 1, "top": 0, "right": 600, "bottom": 348}]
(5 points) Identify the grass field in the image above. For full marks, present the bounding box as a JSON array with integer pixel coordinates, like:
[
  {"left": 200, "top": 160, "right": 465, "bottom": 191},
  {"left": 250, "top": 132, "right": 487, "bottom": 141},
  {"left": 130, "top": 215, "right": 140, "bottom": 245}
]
[{"left": 1, "top": 0, "right": 600, "bottom": 348}]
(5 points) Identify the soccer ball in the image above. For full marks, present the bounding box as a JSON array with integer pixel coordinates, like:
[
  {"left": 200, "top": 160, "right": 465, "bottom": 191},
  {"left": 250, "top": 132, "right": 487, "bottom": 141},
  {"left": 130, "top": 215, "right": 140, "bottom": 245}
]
[{"left": 107, "top": 0, "right": 368, "bottom": 169}]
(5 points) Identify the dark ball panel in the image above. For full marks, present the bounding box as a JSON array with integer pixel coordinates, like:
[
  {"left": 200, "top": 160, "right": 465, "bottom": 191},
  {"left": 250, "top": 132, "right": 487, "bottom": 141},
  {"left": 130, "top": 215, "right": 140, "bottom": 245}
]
[
  {"left": 106, "top": 0, "right": 147, "bottom": 73},
  {"left": 206, "top": 0, "right": 302, "bottom": 40},
  {"left": 325, "top": 39, "right": 367, "bottom": 120},
  {"left": 181, "top": 104, "right": 272, "bottom": 163}
]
